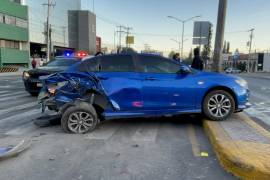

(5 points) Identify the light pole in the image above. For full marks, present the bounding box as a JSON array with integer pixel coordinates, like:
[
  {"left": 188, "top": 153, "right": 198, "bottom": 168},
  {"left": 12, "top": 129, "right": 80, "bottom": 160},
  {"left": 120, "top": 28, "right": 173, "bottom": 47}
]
[
  {"left": 167, "top": 15, "right": 201, "bottom": 59},
  {"left": 170, "top": 38, "right": 188, "bottom": 55}
]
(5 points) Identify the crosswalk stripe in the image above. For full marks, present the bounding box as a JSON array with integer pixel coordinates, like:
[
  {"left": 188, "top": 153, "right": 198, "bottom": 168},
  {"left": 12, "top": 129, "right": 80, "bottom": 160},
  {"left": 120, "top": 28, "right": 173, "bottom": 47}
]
[
  {"left": 0, "top": 93, "right": 29, "bottom": 102},
  {"left": 132, "top": 123, "right": 159, "bottom": 142},
  {"left": 0, "top": 102, "right": 37, "bottom": 116},
  {"left": 85, "top": 123, "right": 120, "bottom": 140},
  {"left": 0, "top": 109, "right": 40, "bottom": 124},
  {"left": 245, "top": 108, "right": 270, "bottom": 126},
  {"left": 0, "top": 91, "right": 26, "bottom": 98},
  {"left": 0, "top": 91, "right": 9, "bottom": 95}
]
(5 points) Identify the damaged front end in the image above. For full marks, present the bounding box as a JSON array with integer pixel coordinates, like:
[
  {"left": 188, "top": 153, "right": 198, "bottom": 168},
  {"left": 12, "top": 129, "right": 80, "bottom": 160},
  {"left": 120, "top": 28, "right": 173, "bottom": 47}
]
[{"left": 38, "top": 72, "right": 108, "bottom": 114}]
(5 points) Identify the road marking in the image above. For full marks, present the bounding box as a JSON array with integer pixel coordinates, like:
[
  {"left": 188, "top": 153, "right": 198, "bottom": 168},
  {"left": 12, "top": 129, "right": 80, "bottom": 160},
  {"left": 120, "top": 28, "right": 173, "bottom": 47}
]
[
  {"left": 0, "top": 85, "right": 11, "bottom": 88},
  {"left": 0, "top": 93, "right": 29, "bottom": 102},
  {"left": 132, "top": 123, "right": 159, "bottom": 142},
  {"left": 0, "top": 91, "right": 9, "bottom": 95},
  {"left": 245, "top": 108, "right": 270, "bottom": 126},
  {"left": 187, "top": 124, "right": 201, "bottom": 157},
  {"left": 239, "top": 113, "right": 270, "bottom": 140},
  {"left": 0, "top": 102, "right": 37, "bottom": 116},
  {"left": 85, "top": 123, "right": 119, "bottom": 140},
  {"left": 0, "top": 109, "right": 40, "bottom": 123},
  {"left": 0, "top": 91, "right": 26, "bottom": 98}
]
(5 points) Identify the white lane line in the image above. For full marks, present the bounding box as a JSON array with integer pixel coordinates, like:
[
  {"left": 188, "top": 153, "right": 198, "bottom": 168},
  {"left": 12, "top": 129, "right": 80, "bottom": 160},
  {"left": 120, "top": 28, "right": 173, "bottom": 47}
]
[
  {"left": 0, "top": 93, "right": 29, "bottom": 102},
  {"left": 0, "top": 91, "right": 26, "bottom": 98},
  {"left": 0, "top": 102, "right": 37, "bottom": 116},
  {"left": 0, "top": 85, "right": 11, "bottom": 88},
  {"left": 245, "top": 108, "right": 270, "bottom": 126},
  {"left": 0, "top": 109, "right": 40, "bottom": 123},
  {"left": 85, "top": 123, "right": 119, "bottom": 140},
  {"left": 132, "top": 123, "right": 159, "bottom": 142}
]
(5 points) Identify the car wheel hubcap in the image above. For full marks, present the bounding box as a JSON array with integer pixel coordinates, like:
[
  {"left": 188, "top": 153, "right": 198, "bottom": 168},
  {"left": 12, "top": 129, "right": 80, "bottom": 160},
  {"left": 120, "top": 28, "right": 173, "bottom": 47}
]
[
  {"left": 68, "top": 111, "right": 94, "bottom": 133},
  {"left": 208, "top": 94, "right": 231, "bottom": 118}
]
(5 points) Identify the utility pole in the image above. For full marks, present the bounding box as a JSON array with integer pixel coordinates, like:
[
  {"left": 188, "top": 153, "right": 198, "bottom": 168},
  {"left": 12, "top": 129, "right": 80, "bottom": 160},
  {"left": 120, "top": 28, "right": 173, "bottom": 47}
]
[
  {"left": 247, "top": 28, "right": 255, "bottom": 73},
  {"left": 62, "top": 26, "right": 67, "bottom": 47},
  {"left": 43, "top": 0, "right": 55, "bottom": 62},
  {"left": 212, "top": 0, "right": 227, "bottom": 72},
  {"left": 117, "top": 25, "right": 130, "bottom": 53}
]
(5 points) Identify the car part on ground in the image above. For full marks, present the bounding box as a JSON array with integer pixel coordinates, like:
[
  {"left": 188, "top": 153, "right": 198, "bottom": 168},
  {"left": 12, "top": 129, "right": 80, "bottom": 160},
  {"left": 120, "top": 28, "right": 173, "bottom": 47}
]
[{"left": 0, "top": 139, "right": 31, "bottom": 161}]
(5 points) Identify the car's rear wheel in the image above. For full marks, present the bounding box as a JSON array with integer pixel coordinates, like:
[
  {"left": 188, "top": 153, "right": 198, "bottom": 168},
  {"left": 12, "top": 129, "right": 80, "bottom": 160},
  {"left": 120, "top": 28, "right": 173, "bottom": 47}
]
[
  {"left": 61, "top": 103, "right": 98, "bottom": 134},
  {"left": 29, "top": 92, "right": 39, "bottom": 96},
  {"left": 203, "top": 90, "right": 235, "bottom": 121}
]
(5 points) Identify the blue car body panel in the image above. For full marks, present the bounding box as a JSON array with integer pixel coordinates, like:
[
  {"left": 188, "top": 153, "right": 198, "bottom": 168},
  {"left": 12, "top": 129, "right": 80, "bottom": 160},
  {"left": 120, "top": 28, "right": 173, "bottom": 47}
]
[{"left": 39, "top": 54, "right": 250, "bottom": 120}]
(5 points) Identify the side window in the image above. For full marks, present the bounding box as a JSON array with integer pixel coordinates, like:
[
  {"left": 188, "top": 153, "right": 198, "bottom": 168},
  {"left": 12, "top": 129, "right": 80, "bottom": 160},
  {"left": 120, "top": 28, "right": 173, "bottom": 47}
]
[
  {"left": 77, "top": 57, "right": 99, "bottom": 72},
  {"left": 138, "top": 56, "right": 180, "bottom": 74},
  {"left": 100, "top": 55, "right": 135, "bottom": 72}
]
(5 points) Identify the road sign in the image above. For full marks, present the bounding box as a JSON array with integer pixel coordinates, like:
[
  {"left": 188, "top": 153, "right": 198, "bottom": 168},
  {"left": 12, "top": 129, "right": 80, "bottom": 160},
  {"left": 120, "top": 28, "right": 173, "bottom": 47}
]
[
  {"left": 193, "top": 21, "right": 212, "bottom": 45},
  {"left": 126, "top": 36, "right": 134, "bottom": 44}
]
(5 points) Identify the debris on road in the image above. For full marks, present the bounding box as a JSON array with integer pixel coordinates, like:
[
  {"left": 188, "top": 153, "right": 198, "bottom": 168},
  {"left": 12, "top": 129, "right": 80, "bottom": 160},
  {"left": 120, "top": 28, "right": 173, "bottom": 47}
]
[{"left": 0, "top": 139, "right": 31, "bottom": 161}]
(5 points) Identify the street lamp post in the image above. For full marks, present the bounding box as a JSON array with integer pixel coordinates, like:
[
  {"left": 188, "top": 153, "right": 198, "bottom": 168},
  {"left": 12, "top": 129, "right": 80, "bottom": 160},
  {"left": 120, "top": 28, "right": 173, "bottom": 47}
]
[
  {"left": 167, "top": 15, "right": 201, "bottom": 59},
  {"left": 170, "top": 38, "right": 188, "bottom": 55}
]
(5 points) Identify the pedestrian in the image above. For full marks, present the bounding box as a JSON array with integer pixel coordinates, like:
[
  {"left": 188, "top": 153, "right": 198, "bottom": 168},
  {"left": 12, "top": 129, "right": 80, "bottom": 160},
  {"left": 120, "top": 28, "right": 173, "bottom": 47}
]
[
  {"left": 191, "top": 48, "right": 204, "bottom": 70},
  {"left": 40, "top": 58, "right": 44, "bottom": 67},
  {"left": 172, "top": 53, "right": 181, "bottom": 62},
  {"left": 31, "top": 57, "right": 37, "bottom": 69}
]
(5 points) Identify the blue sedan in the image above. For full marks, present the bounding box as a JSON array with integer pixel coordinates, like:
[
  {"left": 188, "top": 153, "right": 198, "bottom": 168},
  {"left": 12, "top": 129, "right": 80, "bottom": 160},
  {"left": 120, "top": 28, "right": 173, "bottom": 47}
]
[{"left": 39, "top": 54, "right": 250, "bottom": 134}]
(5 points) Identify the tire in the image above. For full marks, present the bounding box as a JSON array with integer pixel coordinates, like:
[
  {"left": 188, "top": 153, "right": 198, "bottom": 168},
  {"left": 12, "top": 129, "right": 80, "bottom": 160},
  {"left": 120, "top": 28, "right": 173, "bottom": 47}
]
[
  {"left": 203, "top": 90, "right": 235, "bottom": 121},
  {"left": 61, "top": 102, "right": 98, "bottom": 134}
]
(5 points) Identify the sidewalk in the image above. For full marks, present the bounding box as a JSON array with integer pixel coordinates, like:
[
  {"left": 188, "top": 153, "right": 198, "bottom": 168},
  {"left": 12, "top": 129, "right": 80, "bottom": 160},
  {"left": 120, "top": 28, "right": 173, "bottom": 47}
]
[
  {"left": 0, "top": 67, "right": 27, "bottom": 77},
  {"left": 204, "top": 113, "right": 270, "bottom": 179}
]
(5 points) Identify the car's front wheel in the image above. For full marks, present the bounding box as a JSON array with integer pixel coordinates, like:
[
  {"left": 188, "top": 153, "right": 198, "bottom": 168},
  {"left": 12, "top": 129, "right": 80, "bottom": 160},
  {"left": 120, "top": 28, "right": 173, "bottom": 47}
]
[
  {"left": 203, "top": 90, "right": 235, "bottom": 121},
  {"left": 61, "top": 103, "right": 98, "bottom": 134}
]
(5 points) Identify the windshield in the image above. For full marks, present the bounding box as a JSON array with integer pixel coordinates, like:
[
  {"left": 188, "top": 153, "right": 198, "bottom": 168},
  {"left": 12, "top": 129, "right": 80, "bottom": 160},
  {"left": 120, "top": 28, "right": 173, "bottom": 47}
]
[{"left": 46, "top": 58, "right": 79, "bottom": 67}]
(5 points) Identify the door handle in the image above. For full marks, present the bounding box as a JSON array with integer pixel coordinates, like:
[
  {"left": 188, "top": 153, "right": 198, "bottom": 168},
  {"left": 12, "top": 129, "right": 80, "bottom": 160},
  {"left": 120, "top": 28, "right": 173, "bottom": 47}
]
[
  {"left": 97, "top": 76, "right": 108, "bottom": 80},
  {"left": 145, "top": 77, "right": 157, "bottom": 81}
]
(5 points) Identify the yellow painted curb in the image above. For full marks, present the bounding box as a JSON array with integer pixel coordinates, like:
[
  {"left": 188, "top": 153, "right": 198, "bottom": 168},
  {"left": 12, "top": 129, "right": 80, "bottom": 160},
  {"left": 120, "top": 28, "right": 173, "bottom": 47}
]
[{"left": 204, "top": 119, "right": 270, "bottom": 180}]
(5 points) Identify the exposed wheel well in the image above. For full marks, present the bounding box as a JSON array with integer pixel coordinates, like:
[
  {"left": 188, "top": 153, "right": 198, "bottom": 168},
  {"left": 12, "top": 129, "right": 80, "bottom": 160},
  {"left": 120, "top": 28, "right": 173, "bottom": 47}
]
[{"left": 202, "top": 86, "right": 237, "bottom": 110}]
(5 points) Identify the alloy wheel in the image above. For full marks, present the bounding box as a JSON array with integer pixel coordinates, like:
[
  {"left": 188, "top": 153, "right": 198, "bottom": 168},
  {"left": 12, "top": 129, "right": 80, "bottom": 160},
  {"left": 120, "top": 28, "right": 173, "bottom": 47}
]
[
  {"left": 207, "top": 94, "right": 232, "bottom": 118},
  {"left": 67, "top": 111, "right": 94, "bottom": 134}
]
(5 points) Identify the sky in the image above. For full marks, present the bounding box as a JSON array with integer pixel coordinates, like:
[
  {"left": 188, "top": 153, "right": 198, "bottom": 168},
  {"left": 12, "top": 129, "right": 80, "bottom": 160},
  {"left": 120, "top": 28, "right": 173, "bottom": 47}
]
[{"left": 81, "top": 0, "right": 270, "bottom": 55}]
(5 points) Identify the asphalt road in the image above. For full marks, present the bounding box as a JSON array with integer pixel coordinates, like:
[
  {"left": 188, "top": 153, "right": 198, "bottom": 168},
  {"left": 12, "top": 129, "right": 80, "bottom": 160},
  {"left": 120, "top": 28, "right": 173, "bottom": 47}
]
[
  {"left": 0, "top": 75, "right": 235, "bottom": 180},
  {"left": 238, "top": 73, "right": 270, "bottom": 131}
]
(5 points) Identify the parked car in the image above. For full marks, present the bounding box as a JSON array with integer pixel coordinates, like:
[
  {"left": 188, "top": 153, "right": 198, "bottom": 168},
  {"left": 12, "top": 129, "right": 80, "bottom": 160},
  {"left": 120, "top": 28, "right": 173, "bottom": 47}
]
[
  {"left": 23, "top": 56, "right": 81, "bottom": 96},
  {"left": 39, "top": 54, "right": 250, "bottom": 134},
  {"left": 225, "top": 67, "right": 242, "bottom": 74}
]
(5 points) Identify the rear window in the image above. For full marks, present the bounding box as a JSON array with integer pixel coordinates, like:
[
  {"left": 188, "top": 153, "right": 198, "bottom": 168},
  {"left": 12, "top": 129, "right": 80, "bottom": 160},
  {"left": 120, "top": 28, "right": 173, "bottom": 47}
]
[
  {"left": 46, "top": 58, "right": 79, "bottom": 67},
  {"left": 99, "top": 55, "right": 135, "bottom": 72}
]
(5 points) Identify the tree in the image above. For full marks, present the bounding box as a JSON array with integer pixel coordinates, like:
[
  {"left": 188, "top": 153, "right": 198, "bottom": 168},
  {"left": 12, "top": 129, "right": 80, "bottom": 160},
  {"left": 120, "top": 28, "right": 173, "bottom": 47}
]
[
  {"left": 121, "top": 47, "right": 137, "bottom": 54},
  {"left": 202, "top": 25, "right": 213, "bottom": 61},
  {"left": 226, "top": 42, "right": 230, "bottom": 53},
  {"left": 222, "top": 40, "right": 227, "bottom": 53},
  {"left": 168, "top": 51, "right": 176, "bottom": 59}
]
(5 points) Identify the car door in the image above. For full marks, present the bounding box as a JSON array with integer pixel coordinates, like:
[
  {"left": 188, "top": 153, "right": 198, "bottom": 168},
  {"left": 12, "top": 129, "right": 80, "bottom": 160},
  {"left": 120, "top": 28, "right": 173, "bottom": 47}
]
[
  {"left": 95, "top": 55, "right": 143, "bottom": 111},
  {"left": 136, "top": 55, "right": 196, "bottom": 111}
]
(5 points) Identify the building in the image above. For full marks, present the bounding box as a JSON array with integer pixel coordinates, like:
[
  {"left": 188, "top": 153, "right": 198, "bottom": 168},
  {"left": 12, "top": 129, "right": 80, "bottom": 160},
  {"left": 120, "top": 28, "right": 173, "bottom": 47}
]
[
  {"left": 0, "top": 0, "right": 29, "bottom": 67},
  {"left": 224, "top": 53, "right": 270, "bottom": 72},
  {"left": 68, "top": 10, "right": 96, "bottom": 55},
  {"left": 22, "top": 0, "right": 82, "bottom": 57}
]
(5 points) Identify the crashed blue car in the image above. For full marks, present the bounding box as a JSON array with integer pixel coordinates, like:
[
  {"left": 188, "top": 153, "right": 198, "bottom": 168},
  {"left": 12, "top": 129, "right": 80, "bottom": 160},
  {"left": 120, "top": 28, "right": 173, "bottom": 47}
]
[{"left": 39, "top": 54, "right": 250, "bottom": 134}]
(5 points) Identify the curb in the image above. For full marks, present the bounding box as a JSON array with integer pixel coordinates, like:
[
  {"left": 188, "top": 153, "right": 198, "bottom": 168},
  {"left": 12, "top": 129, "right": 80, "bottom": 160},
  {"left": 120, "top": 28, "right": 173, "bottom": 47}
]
[{"left": 203, "top": 115, "right": 270, "bottom": 180}]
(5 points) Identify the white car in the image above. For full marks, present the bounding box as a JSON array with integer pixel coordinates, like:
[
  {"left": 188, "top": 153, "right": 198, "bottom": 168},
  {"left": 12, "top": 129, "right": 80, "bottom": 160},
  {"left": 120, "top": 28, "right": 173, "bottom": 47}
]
[{"left": 225, "top": 68, "right": 242, "bottom": 74}]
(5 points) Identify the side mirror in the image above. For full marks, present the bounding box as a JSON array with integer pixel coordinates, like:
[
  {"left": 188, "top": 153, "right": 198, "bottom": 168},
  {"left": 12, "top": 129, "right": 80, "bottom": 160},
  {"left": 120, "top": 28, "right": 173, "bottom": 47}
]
[{"left": 179, "top": 66, "right": 192, "bottom": 74}]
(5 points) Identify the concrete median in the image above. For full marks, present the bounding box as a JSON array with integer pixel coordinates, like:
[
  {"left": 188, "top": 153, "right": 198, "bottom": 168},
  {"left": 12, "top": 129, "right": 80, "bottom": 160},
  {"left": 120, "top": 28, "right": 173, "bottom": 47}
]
[{"left": 203, "top": 113, "right": 270, "bottom": 179}]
